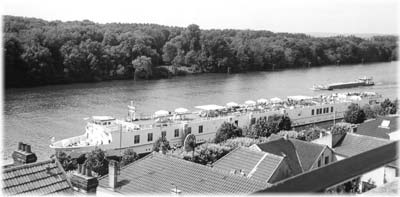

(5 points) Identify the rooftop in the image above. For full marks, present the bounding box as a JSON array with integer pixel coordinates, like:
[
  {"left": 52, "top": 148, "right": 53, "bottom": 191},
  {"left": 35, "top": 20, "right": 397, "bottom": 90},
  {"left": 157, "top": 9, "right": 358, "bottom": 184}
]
[
  {"left": 256, "top": 141, "right": 398, "bottom": 193},
  {"left": 334, "top": 133, "right": 391, "bottom": 157},
  {"left": 98, "top": 152, "right": 269, "bottom": 194},
  {"left": 254, "top": 135, "right": 327, "bottom": 173},
  {"left": 212, "top": 147, "right": 284, "bottom": 183},
  {"left": 356, "top": 116, "right": 399, "bottom": 139},
  {"left": 2, "top": 159, "right": 74, "bottom": 195}
]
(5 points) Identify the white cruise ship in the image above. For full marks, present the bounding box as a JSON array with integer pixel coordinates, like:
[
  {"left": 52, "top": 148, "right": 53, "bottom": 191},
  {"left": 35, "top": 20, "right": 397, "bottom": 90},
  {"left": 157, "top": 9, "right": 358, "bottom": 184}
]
[{"left": 49, "top": 92, "right": 382, "bottom": 154}]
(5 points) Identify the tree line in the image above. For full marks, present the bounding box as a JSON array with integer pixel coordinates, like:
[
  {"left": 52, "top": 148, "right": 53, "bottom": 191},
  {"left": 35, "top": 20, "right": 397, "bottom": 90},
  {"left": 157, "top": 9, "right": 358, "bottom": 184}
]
[{"left": 5, "top": 15, "right": 398, "bottom": 87}]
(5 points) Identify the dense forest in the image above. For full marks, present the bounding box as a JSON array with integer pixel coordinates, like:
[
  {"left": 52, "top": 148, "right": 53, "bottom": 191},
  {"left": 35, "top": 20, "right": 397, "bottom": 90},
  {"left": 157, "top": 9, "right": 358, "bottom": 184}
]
[{"left": 4, "top": 15, "right": 398, "bottom": 88}]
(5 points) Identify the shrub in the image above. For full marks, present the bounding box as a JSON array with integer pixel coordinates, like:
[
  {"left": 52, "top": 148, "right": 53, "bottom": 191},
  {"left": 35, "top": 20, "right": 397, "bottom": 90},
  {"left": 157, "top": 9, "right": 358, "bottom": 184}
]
[
  {"left": 215, "top": 122, "right": 243, "bottom": 143},
  {"left": 84, "top": 148, "right": 109, "bottom": 176},
  {"left": 120, "top": 149, "right": 138, "bottom": 166},
  {"left": 344, "top": 103, "right": 366, "bottom": 124}
]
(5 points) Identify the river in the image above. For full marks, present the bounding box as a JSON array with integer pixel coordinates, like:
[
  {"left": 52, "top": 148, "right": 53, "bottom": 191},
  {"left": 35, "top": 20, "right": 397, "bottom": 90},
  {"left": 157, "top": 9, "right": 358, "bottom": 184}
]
[{"left": 3, "top": 61, "right": 399, "bottom": 161}]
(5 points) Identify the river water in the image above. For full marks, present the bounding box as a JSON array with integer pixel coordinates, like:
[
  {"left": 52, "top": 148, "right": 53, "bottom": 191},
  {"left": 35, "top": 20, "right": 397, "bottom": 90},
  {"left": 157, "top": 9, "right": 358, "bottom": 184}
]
[{"left": 3, "top": 61, "right": 399, "bottom": 161}]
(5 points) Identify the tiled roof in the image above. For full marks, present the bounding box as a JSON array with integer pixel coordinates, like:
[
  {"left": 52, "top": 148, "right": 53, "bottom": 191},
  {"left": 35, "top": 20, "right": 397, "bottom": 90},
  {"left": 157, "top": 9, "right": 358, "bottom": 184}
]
[
  {"left": 357, "top": 116, "right": 399, "bottom": 139},
  {"left": 2, "top": 159, "right": 74, "bottom": 195},
  {"left": 256, "top": 141, "right": 399, "bottom": 193},
  {"left": 98, "top": 153, "right": 269, "bottom": 194},
  {"left": 290, "top": 139, "right": 326, "bottom": 171},
  {"left": 212, "top": 147, "right": 284, "bottom": 183},
  {"left": 334, "top": 133, "right": 391, "bottom": 157},
  {"left": 255, "top": 135, "right": 326, "bottom": 173},
  {"left": 255, "top": 138, "right": 303, "bottom": 175}
]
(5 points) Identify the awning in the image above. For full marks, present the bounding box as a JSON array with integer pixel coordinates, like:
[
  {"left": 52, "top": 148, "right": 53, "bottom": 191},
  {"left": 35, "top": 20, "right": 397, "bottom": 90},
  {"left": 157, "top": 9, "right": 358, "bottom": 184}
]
[
  {"left": 245, "top": 100, "right": 256, "bottom": 106},
  {"left": 270, "top": 97, "right": 283, "bottom": 103},
  {"left": 195, "top": 104, "right": 225, "bottom": 111},
  {"left": 257, "top": 98, "right": 269, "bottom": 104},
  {"left": 174, "top": 107, "right": 189, "bottom": 114},
  {"left": 154, "top": 110, "right": 169, "bottom": 117},
  {"left": 226, "top": 102, "right": 239, "bottom": 107},
  {"left": 287, "top": 95, "right": 313, "bottom": 101}
]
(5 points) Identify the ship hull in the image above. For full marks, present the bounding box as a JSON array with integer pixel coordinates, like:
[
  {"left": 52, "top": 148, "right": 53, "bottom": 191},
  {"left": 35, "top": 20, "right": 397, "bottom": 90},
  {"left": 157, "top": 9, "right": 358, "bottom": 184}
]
[{"left": 327, "top": 82, "right": 374, "bottom": 90}]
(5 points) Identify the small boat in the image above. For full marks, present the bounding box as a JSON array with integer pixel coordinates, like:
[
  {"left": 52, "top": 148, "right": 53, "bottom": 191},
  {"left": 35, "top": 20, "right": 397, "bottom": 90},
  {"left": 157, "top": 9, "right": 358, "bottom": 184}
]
[{"left": 312, "top": 76, "right": 374, "bottom": 91}]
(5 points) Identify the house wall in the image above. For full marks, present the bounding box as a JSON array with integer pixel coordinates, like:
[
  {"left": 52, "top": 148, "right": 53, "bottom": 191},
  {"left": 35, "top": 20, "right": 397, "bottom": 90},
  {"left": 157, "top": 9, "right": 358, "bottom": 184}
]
[
  {"left": 384, "top": 166, "right": 398, "bottom": 183},
  {"left": 359, "top": 167, "right": 385, "bottom": 191},
  {"left": 268, "top": 157, "right": 294, "bottom": 184},
  {"left": 312, "top": 133, "right": 332, "bottom": 148},
  {"left": 310, "top": 147, "right": 336, "bottom": 170}
]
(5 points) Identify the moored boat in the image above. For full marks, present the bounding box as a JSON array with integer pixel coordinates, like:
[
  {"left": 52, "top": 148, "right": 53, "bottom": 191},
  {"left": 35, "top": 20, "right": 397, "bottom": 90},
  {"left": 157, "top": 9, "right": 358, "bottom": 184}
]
[
  {"left": 50, "top": 91, "right": 382, "bottom": 155},
  {"left": 312, "top": 76, "right": 374, "bottom": 91}
]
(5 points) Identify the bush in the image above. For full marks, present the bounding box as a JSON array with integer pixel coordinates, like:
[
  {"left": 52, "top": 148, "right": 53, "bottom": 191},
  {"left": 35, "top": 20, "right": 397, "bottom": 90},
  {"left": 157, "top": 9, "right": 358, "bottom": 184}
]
[
  {"left": 362, "top": 104, "right": 377, "bottom": 120},
  {"left": 303, "top": 127, "right": 326, "bottom": 141},
  {"left": 153, "top": 137, "right": 170, "bottom": 153},
  {"left": 247, "top": 114, "right": 292, "bottom": 138},
  {"left": 55, "top": 151, "right": 77, "bottom": 171},
  {"left": 84, "top": 148, "right": 109, "bottom": 176},
  {"left": 215, "top": 122, "right": 243, "bottom": 143},
  {"left": 221, "top": 137, "right": 269, "bottom": 149},
  {"left": 344, "top": 103, "right": 366, "bottom": 124},
  {"left": 190, "top": 143, "right": 231, "bottom": 165},
  {"left": 277, "top": 130, "right": 303, "bottom": 140},
  {"left": 120, "top": 149, "right": 138, "bottom": 166},
  {"left": 381, "top": 98, "right": 398, "bottom": 115}
]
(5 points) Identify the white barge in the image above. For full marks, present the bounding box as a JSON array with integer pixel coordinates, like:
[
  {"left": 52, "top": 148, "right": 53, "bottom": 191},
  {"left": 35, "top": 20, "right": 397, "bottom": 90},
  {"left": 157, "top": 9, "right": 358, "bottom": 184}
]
[{"left": 49, "top": 92, "right": 382, "bottom": 154}]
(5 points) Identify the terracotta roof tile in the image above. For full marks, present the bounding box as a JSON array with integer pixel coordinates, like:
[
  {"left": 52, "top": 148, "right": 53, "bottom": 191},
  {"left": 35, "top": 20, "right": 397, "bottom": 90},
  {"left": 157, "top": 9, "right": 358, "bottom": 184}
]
[
  {"left": 2, "top": 160, "right": 74, "bottom": 195},
  {"left": 98, "top": 153, "right": 269, "bottom": 194}
]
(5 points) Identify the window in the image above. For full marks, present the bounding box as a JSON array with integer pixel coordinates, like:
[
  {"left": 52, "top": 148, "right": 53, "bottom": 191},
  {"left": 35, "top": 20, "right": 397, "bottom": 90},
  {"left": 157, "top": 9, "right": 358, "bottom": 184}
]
[
  {"left": 326, "top": 107, "right": 329, "bottom": 113},
  {"left": 174, "top": 129, "right": 179, "bottom": 137},
  {"left": 331, "top": 107, "right": 334, "bottom": 113},
  {"left": 316, "top": 109, "right": 319, "bottom": 115},
  {"left": 147, "top": 133, "right": 153, "bottom": 142},
  {"left": 134, "top": 135, "right": 140, "bottom": 144},
  {"left": 162, "top": 131, "right": 166, "bottom": 138},
  {"left": 325, "top": 156, "right": 329, "bottom": 164},
  {"left": 198, "top": 125, "right": 203, "bottom": 133},
  {"left": 318, "top": 159, "right": 321, "bottom": 167},
  {"left": 251, "top": 118, "right": 256, "bottom": 125},
  {"left": 235, "top": 120, "right": 238, "bottom": 126},
  {"left": 187, "top": 127, "right": 191, "bottom": 134},
  {"left": 311, "top": 109, "right": 314, "bottom": 115}
]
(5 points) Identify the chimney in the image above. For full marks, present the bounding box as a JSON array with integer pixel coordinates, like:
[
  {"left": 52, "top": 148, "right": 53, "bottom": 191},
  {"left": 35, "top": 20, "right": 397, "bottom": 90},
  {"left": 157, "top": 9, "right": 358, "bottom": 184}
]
[
  {"left": 12, "top": 142, "right": 37, "bottom": 165},
  {"left": 109, "top": 160, "right": 119, "bottom": 190},
  {"left": 71, "top": 164, "right": 99, "bottom": 194}
]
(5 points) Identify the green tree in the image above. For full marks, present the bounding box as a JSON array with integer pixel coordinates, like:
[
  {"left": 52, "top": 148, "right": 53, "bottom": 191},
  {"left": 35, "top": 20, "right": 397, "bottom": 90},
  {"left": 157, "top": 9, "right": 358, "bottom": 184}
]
[
  {"left": 120, "top": 149, "right": 138, "bottom": 166},
  {"left": 380, "top": 98, "right": 398, "bottom": 115},
  {"left": 215, "top": 122, "right": 243, "bottom": 143},
  {"left": 344, "top": 103, "right": 366, "bottom": 124},
  {"left": 132, "top": 56, "right": 153, "bottom": 79},
  {"left": 84, "top": 148, "right": 109, "bottom": 176},
  {"left": 362, "top": 104, "right": 377, "bottom": 120},
  {"left": 152, "top": 137, "right": 170, "bottom": 154}
]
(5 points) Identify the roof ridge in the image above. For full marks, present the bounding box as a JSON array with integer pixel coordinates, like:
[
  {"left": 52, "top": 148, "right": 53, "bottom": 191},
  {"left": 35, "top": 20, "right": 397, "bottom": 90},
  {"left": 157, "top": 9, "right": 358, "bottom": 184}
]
[{"left": 3, "top": 159, "right": 53, "bottom": 173}]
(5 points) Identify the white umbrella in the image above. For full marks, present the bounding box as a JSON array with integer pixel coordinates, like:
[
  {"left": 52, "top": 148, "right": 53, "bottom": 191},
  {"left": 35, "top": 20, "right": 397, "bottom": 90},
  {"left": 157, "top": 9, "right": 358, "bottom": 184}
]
[
  {"left": 270, "top": 97, "right": 282, "bottom": 104},
  {"left": 154, "top": 110, "right": 169, "bottom": 117},
  {"left": 245, "top": 100, "right": 256, "bottom": 106},
  {"left": 174, "top": 107, "right": 189, "bottom": 114},
  {"left": 257, "top": 98, "right": 269, "bottom": 104},
  {"left": 226, "top": 102, "right": 239, "bottom": 107}
]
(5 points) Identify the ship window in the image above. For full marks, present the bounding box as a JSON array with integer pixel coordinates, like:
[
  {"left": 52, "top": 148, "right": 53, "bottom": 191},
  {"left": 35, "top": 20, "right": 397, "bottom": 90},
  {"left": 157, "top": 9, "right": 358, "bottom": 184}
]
[
  {"left": 199, "top": 125, "right": 203, "bottom": 133},
  {"left": 325, "top": 156, "right": 329, "bottom": 164},
  {"left": 134, "top": 135, "right": 140, "bottom": 144},
  {"left": 162, "top": 131, "right": 166, "bottom": 138},
  {"left": 311, "top": 109, "right": 314, "bottom": 115},
  {"left": 331, "top": 107, "right": 334, "bottom": 113},
  {"left": 316, "top": 109, "right": 319, "bottom": 115},
  {"left": 174, "top": 129, "right": 179, "bottom": 137},
  {"left": 326, "top": 107, "right": 329, "bottom": 113},
  {"left": 148, "top": 133, "right": 153, "bottom": 142}
]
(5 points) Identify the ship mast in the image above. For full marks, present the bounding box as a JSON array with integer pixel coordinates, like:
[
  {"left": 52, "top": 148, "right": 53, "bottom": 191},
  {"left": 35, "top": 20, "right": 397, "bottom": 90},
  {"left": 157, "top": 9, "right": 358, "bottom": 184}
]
[{"left": 128, "top": 101, "right": 136, "bottom": 121}]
